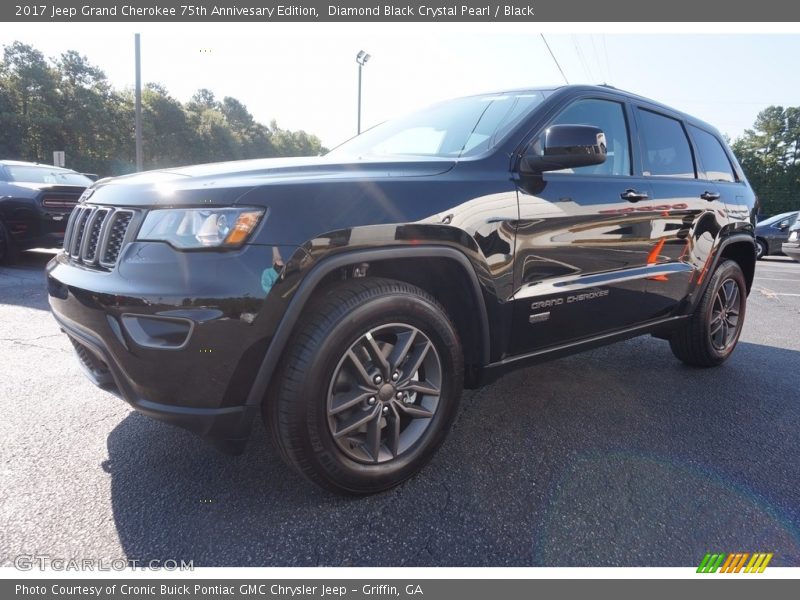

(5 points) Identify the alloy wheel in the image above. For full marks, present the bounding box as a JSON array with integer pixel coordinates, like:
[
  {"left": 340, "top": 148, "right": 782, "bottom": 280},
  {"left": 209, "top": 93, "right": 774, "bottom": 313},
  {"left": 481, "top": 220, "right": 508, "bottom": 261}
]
[
  {"left": 709, "top": 278, "right": 741, "bottom": 351},
  {"left": 326, "top": 323, "right": 442, "bottom": 464}
]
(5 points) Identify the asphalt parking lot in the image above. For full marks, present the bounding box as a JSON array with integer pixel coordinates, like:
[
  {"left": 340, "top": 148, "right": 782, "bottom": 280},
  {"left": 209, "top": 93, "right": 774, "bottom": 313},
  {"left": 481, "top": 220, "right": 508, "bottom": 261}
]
[{"left": 1, "top": 251, "right": 799, "bottom": 567}]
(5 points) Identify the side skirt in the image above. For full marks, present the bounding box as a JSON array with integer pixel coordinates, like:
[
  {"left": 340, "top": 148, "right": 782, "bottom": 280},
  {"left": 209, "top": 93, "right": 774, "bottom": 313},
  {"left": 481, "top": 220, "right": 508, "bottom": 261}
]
[{"left": 474, "top": 315, "right": 689, "bottom": 387}]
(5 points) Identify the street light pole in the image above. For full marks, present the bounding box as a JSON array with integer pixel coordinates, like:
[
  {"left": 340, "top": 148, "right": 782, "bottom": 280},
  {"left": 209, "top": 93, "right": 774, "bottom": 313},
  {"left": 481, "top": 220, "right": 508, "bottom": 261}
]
[{"left": 356, "top": 50, "right": 371, "bottom": 134}]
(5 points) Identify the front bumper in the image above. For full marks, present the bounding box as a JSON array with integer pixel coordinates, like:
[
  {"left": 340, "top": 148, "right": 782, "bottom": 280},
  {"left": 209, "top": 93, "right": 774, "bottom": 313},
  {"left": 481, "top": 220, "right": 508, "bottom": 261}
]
[
  {"left": 53, "top": 309, "right": 257, "bottom": 453},
  {"left": 46, "top": 241, "right": 300, "bottom": 453}
]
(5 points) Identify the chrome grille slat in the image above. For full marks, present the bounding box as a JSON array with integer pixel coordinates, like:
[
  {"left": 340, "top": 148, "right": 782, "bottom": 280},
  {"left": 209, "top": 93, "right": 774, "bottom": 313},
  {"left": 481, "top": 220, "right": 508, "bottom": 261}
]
[
  {"left": 100, "top": 211, "right": 133, "bottom": 267},
  {"left": 62, "top": 208, "right": 79, "bottom": 251},
  {"left": 82, "top": 208, "right": 110, "bottom": 264},
  {"left": 62, "top": 205, "right": 136, "bottom": 270},
  {"left": 69, "top": 207, "right": 92, "bottom": 257}
]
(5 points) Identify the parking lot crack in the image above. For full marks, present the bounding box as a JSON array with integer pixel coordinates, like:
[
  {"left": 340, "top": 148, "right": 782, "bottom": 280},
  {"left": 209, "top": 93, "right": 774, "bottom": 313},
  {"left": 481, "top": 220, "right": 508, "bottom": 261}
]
[{"left": 0, "top": 339, "right": 70, "bottom": 353}]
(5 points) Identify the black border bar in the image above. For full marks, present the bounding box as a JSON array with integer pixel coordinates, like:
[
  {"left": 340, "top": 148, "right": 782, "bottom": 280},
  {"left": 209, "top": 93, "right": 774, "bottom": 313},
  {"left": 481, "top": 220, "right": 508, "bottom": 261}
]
[{"left": 3, "top": 1, "right": 800, "bottom": 22}]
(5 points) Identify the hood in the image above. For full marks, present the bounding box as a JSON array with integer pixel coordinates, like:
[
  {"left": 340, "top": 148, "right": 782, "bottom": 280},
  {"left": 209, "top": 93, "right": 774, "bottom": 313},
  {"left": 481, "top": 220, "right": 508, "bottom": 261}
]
[
  {"left": 5, "top": 182, "right": 87, "bottom": 194},
  {"left": 87, "top": 155, "right": 456, "bottom": 207}
]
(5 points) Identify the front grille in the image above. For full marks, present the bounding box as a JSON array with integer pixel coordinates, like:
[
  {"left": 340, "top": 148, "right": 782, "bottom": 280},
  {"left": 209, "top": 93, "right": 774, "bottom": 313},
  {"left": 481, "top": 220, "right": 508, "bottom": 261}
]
[
  {"left": 63, "top": 205, "right": 136, "bottom": 269},
  {"left": 42, "top": 192, "right": 82, "bottom": 209}
]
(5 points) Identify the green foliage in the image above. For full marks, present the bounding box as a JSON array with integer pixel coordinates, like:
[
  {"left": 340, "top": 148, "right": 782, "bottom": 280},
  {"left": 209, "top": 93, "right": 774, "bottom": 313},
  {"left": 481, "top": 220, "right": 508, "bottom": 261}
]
[
  {"left": 0, "top": 41, "right": 326, "bottom": 177},
  {"left": 732, "top": 105, "right": 800, "bottom": 216}
]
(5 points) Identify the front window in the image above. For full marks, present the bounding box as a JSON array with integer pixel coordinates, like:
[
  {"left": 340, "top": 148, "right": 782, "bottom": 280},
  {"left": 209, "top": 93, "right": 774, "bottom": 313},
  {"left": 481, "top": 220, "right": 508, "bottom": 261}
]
[
  {"left": 5, "top": 165, "right": 92, "bottom": 186},
  {"left": 547, "top": 98, "right": 631, "bottom": 176},
  {"left": 328, "top": 91, "right": 548, "bottom": 159}
]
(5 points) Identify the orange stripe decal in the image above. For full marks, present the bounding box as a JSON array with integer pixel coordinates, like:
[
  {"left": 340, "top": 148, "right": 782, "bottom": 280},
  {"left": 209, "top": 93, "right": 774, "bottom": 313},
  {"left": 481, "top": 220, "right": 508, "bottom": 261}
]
[
  {"left": 720, "top": 553, "right": 735, "bottom": 573},
  {"left": 734, "top": 553, "right": 749, "bottom": 572}
]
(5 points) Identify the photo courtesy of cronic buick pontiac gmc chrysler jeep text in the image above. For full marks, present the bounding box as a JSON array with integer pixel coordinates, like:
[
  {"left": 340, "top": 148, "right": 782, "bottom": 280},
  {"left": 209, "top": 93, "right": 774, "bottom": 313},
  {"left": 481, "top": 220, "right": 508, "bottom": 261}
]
[{"left": 46, "top": 85, "right": 758, "bottom": 494}]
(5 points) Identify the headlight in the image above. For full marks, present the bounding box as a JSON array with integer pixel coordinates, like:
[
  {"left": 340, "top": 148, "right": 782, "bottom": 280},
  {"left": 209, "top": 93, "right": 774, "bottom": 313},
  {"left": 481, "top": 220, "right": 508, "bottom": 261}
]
[
  {"left": 136, "top": 207, "right": 266, "bottom": 249},
  {"left": 790, "top": 230, "right": 799, "bottom": 241}
]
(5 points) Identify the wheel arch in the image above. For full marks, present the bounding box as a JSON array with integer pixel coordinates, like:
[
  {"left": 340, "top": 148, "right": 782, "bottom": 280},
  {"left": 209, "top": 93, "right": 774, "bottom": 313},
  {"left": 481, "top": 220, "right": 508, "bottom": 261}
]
[
  {"left": 717, "top": 236, "right": 756, "bottom": 294},
  {"left": 245, "top": 245, "right": 491, "bottom": 408}
]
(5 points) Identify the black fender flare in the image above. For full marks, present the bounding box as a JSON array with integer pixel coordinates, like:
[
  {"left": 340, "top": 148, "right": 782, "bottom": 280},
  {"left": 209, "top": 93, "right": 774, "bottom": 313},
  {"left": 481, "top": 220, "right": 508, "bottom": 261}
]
[
  {"left": 244, "top": 245, "right": 491, "bottom": 408},
  {"left": 689, "top": 232, "right": 756, "bottom": 311}
]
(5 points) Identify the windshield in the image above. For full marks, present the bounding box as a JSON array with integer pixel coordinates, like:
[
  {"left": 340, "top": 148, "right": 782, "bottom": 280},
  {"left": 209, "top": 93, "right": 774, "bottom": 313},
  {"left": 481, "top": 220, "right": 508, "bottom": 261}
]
[
  {"left": 328, "top": 91, "right": 547, "bottom": 160},
  {"left": 5, "top": 165, "right": 91, "bottom": 186}
]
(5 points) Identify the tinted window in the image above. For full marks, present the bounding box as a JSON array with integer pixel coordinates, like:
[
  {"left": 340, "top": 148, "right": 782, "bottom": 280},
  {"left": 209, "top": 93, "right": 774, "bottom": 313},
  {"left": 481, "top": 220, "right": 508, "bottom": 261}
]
[
  {"left": 5, "top": 165, "right": 92, "bottom": 186},
  {"left": 690, "top": 126, "right": 736, "bottom": 183},
  {"left": 549, "top": 99, "right": 630, "bottom": 176},
  {"left": 637, "top": 109, "right": 695, "bottom": 178}
]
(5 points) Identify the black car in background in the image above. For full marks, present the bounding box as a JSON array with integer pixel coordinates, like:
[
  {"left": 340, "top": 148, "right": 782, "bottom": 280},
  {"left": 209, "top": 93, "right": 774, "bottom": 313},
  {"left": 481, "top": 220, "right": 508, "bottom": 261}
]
[
  {"left": 754, "top": 210, "right": 799, "bottom": 259},
  {"left": 0, "top": 160, "right": 92, "bottom": 264},
  {"left": 782, "top": 219, "right": 800, "bottom": 263},
  {"left": 47, "top": 85, "right": 758, "bottom": 494}
]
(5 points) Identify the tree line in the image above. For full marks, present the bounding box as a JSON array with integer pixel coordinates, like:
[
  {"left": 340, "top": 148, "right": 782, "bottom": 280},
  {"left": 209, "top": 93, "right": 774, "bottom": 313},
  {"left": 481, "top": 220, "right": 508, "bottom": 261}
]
[
  {"left": 731, "top": 106, "right": 800, "bottom": 216},
  {"left": 0, "top": 41, "right": 325, "bottom": 177}
]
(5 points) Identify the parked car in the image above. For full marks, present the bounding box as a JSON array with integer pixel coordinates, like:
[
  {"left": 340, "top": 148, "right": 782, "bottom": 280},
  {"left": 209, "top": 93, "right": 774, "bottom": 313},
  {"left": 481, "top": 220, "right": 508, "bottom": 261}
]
[
  {"left": 782, "top": 219, "right": 800, "bottom": 263},
  {"left": 754, "top": 210, "right": 799, "bottom": 259},
  {"left": 0, "top": 160, "right": 92, "bottom": 264},
  {"left": 46, "top": 85, "right": 757, "bottom": 494}
]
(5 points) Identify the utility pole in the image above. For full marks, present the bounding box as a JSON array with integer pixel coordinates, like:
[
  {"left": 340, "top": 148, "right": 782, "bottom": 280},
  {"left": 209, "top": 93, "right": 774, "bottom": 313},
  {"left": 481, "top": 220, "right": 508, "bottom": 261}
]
[{"left": 134, "top": 33, "right": 143, "bottom": 171}]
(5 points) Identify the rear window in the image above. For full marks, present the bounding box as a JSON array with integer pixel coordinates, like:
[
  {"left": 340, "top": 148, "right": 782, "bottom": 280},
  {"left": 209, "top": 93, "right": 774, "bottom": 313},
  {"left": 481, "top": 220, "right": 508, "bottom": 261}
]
[
  {"left": 637, "top": 109, "right": 695, "bottom": 179},
  {"left": 689, "top": 125, "right": 737, "bottom": 183},
  {"left": 4, "top": 165, "right": 91, "bottom": 186}
]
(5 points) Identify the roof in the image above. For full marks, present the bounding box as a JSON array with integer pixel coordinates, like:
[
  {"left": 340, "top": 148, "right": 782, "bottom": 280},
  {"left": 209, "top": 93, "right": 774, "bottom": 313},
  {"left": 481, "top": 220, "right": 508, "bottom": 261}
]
[{"left": 470, "top": 84, "right": 721, "bottom": 135}]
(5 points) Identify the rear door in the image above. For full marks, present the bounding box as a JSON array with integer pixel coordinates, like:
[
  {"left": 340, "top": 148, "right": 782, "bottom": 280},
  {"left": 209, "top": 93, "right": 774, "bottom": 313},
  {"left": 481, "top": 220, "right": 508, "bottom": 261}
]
[
  {"left": 632, "top": 107, "right": 731, "bottom": 319},
  {"left": 688, "top": 122, "right": 754, "bottom": 230}
]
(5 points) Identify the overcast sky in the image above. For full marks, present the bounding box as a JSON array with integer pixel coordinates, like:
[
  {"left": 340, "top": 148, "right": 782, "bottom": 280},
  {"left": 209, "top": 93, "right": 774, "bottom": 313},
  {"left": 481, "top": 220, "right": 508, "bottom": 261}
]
[{"left": 3, "top": 24, "right": 800, "bottom": 149}]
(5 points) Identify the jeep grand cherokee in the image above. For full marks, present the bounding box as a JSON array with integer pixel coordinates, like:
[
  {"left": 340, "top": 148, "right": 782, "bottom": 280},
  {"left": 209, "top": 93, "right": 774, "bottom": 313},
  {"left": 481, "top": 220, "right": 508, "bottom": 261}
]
[{"left": 47, "top": 85, "right": 757, "bottom": 494}]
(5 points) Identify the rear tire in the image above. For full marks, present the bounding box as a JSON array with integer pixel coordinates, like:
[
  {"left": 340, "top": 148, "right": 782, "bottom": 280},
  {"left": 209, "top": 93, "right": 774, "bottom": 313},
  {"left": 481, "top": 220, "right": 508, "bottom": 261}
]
[
  {"left": 669, "top": 260, "right": 746, "bottom": 367},
  {"left": 264, "top": 277, "right": 463, "bottom": 495}
]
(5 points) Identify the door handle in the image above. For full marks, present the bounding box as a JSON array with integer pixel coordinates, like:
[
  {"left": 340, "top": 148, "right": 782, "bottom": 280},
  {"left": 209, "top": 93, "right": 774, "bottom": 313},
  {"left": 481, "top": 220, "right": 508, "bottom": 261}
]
[
  {"left": 620, "top": 189, "right": 649, "bottom": 202},
  {"left": 701, "top": 191, "right": 721, "bottom": 201}
]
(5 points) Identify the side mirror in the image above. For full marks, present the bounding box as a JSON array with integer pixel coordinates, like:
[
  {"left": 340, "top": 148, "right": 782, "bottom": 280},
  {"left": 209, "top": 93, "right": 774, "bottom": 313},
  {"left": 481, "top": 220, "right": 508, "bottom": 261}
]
[{"left": 521, "top": 124, "right": 607, "bottom": 174}]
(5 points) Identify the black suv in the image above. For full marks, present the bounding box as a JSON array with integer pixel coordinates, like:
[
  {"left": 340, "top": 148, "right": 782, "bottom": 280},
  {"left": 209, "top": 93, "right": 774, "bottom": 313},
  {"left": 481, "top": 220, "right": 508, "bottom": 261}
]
[
  {"left": 47, "top": 85, "right": 757, "bottom": 494},
  {"left": 0, "top": 161, "right": 92, "bottom": 263}
]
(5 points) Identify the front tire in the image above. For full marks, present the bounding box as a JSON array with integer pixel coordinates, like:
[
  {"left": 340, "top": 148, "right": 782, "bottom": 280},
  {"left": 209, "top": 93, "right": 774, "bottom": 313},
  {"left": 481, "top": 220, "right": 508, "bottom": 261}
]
[
  {"left": 755, "top": 238, "right": 767, "bottom": 260},
  {"left": 0, "top": 220, "right": 18, "bottom": 266},
  {"left": 265, "top": 277, "right": 463, "bottom": 495},
  {"left": 669, "top": 260, "right": 747, "bottom": 367}
]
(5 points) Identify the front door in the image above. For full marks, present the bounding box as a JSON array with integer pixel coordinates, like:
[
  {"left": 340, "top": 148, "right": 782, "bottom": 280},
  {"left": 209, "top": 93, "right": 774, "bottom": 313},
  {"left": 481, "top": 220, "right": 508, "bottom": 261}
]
[{"left": 510, "top": 97, "right": 659, "bottom": 355}]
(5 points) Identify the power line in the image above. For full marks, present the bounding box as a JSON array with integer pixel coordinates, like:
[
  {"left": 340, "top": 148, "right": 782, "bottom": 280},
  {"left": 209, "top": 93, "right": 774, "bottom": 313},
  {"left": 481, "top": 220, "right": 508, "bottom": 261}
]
[
  {"left": 572, "top": 35, "right": 593, "bottom": 82},
  {"left": 602, "top": 34, "right": 613, "bottom": 83},
  {"left": 540, "top": 34, "right": 569, "bottom": 84},
  {"left": 590, "top": 34, "right": 605, "bottom": 83}
]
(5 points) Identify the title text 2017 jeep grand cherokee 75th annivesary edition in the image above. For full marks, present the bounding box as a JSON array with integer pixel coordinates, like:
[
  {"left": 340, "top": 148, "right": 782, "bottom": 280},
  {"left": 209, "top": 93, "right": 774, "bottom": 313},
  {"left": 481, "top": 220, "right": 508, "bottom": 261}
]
[{"left": 47, "top": 86, "right": 757, "bottom": 494}]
